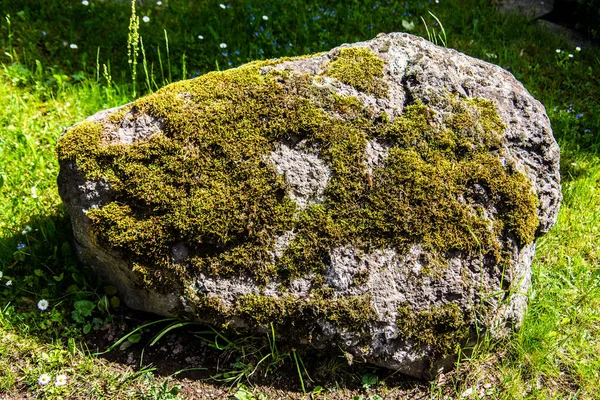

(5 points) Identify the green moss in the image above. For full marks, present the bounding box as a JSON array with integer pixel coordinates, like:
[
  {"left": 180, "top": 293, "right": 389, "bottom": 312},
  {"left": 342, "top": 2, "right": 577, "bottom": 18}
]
[
  {"left": 234, "top": 293, "right": 376, "bottom": 334},
  {"left": 396, "top": 303, "right": 472, "bottom": 356},
  {"left": 56, "top": 121, "right": 103, "bottom": 179},
  {"left": 323, "top": 47, "right": 388, "bottom": 97},
  {"left": 57, "top": 52, "right": 539, "bottom": 332}
]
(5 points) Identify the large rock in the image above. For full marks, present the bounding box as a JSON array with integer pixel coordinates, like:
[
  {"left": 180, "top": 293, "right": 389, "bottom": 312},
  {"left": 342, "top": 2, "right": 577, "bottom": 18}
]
[{"left": 57, "top": 33, "right": 560, "bottom": 379}]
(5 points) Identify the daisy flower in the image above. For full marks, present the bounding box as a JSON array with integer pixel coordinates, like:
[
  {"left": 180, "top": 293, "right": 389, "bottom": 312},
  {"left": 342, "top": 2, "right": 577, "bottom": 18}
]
[
  {"left": 55, "top": 374, "right": 68, "bottom": 386},
  {"left": 38, "top": 299, "right": 49, "bottom": 311},
  {"left": 38, "top": 374, "right": 51, "bottom": 386}
]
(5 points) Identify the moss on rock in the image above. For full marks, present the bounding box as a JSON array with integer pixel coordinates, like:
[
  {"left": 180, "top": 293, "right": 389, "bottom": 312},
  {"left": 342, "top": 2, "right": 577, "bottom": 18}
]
[
  {"left": 323, "top": 47, "right": 388, "bottom": 97},
  {"left": 57, "top": 53, "right": 539, "bottom": 334},
  {"left": 396, "top": 303, "right": 472, "bottom": 357}
]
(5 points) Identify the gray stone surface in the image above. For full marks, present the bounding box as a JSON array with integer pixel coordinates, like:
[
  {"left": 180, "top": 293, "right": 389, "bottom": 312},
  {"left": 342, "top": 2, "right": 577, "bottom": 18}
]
[{"left": 58, "top": 33, "right": 561, "bottom": 379}]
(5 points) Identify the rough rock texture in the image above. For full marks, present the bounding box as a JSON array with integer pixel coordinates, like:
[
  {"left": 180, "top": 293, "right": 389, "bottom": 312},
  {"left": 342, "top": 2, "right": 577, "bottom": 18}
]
[{"left": 57, "top": 33, "right": 561, "bottom": 379}]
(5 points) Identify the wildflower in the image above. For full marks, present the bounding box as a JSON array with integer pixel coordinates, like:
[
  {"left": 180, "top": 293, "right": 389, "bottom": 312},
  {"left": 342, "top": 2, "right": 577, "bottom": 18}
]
[
  {"left": 228, "top": 61, "right": 233, "bottom": 66},
  {"left": 142, "top": 16, "right": 150, "bottom": 23},
  {"left": 0, "top": 271, "right": 3, "bottom": 278},
  {"left": 219, "top": 43, "right": 227, "bottom": 49},
  {"left": 568, "top": 53, "right": 574, "bottom": 58},
  {"left": 156, "top": 1, "right": 163, "bottom": 4},
  {"left": 42, "top": 31, "right": 46, "bottom": 36},
  {"left": 556, "top": 49, "right": 561, "bottom": 53},
  {"left": 576, "top": 113, "right": 583, "bottom": 119},
  {"left": 262, "top": 15, "right": 268, "bottom": 20},
  {"left": 82, "top": 0, "right": 89, "bottom": 5},
  {"left": 55, "top": 374, "right": 68, "bottom": 386},
  {"left": 219, "top": 3, "right": 226, "bottom": 8},
  {"left": 38, "top": 299, "right": 49, "bottom": 311},
  {"left": 222, "top": 51, "right": 228, "bottom": 57},
  {"left": 576, "top": 46, "right": 581, "bottom": 52},
  {"left": 17, "top": 243, "right": 26, "bottom": 250},
  {"left": 234, "top": 49, "right": 240, "bottom": 55},
  {"left": 38, "top": 374, "right": 51, "bottom": 386},
  {"left": 70, "top": 44, "right": 78, "bottom": 49},
  {"left": 584, "top": 129, "right": 591, "bottom": 133},
  {"left": 197, "top": 35, "right": 204, "bottom": 39},
  {"left": 6, "top": 280, "right": 12, "bottom": 286}
]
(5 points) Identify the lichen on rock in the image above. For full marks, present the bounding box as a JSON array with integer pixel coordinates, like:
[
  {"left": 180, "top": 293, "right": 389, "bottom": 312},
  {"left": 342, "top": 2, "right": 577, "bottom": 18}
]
[{"left": 57, "top": 33, "right": 560, "bottom": 379}]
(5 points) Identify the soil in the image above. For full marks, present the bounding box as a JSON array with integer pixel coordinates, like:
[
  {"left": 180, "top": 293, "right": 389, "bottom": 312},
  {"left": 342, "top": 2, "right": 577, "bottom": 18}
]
[{"left": 84, "top": 308, "right": 441, "bottom": 399}]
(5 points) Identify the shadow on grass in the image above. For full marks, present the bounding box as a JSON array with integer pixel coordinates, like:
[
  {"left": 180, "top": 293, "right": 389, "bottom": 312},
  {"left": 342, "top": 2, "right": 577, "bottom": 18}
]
[{"left": 0, "top": 208, "right": 428, "bottom": 397}]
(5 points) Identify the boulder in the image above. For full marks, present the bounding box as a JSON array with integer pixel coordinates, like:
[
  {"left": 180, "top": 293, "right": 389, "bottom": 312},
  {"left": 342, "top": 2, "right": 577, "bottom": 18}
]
[{"left": 57, "top": 32, "right": 561, "bottom": 379}]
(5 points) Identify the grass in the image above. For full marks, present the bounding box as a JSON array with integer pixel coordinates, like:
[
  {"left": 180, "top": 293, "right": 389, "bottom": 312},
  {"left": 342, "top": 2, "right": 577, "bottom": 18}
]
[{"left": 0, "top": 0, "right": 599, "bottom": 398}]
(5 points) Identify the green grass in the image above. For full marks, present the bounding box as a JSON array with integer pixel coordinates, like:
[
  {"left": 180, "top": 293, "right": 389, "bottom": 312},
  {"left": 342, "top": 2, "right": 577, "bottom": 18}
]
[{"left": 0, "top": 0, "right": 599, "bottom": 398}]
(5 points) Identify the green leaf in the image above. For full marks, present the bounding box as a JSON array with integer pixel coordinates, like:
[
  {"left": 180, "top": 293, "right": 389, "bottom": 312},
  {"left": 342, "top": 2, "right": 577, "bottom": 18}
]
[
  {"left": 128, "top": 333, "right": 142, "bottom": 344},
  {"left": 67, "top": 337, "right": 76, "bottom": 356},
  {"left": 361, "top": 373, "right": 378, "bottom": 388},
  {"left": 110, "top": 296, "right": 120, "bottom": 309},
  {"left": 83, "top": 323, "right": 92, "bottom": 334},
  {"left": 98, "top": 296, "right": 109, "bottom": 313},
  {"left": 34, "top": 269, "right": 43, "bottom": 277},
  {"left": 104, "top": 285, "right": 118, "bottom": 296},
  {"left": 74, "top": 300, "right": 95, "bottom": 317},
  {"left": 66, "top": 284, "right": 79, "bottom": 294},
  {"left": 71, "top": 272, "right": 83, "bottom": 285},
  {"left": 53, "top": 273, "right": 64, "bottom": 282},
  {"left": 402, "top": 19, "right": 415, "bottom": 31}
]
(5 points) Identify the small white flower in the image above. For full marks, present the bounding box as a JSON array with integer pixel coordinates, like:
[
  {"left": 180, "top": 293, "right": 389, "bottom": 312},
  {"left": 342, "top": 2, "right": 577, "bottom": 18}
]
[
  {"left": 22, "top": 225, "right": 31, "bottom": 235},
  {"left": 0, "top": 271, "right": 3, "bottom": 279},
  {"left": 70, "top": 44, "right": 78, "bottom": 49},
  {"left": 556, "top": 48, "right": 561, "bottom": 53},
  {"left": 262, "top": 15, "right": 268, "bottom": 20},
  {"left": 568, "top": 53, "right": 574, "bottom": 58},
  {"left": 55, "top": 374, "right": 68, "bottom": 386},
  {"left": 82, "top": 0, "right": 89, "bottom": 5},
  {"left": 38, "top": 374, "right": 51, "bottom": 386},
  {"left": 197, "top": 35, "right": 204, "bottom": 40},
  {"left": 219, "top": 3, "right": 226, "bottom": 8},
  {"left": 6, "top": 280, "right": 12, "bottom": 286},
  {"left": 142, "top": 16, "right": 150, "bottom": 23},
  {"left": 38, "top": 299, "right": 49, "bottom": 311},
  {"left": 156, "top": 1, "right": 163, "bottom": 5},
  {"left": 219, "top": 43, "right": 227, "bottom": 49},
  {"left": 576, "top": 46, "right": 581, "bottom": 52}
]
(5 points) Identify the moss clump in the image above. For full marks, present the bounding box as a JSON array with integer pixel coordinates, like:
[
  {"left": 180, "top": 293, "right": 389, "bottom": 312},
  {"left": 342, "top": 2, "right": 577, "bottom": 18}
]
[
  {"left": 323, "top": 47, "right": 388, "bottom": 97},
  {"left": 234, "top": 293, "right": 376, "bottom": 332},
  {"left": 57, "top": 51, "right": 539, "bottom": 332},
  {"left": 56, "top": 121, "right": 103, "bottom": 179},
  {"left": 396, "top": 304, "right": 472, "bottom": 356}
]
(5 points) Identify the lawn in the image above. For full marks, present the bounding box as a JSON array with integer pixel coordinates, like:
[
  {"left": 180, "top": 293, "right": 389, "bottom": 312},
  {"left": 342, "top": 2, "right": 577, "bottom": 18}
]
[{"left": 0, "top": 0, "right": 598, "bottom": 398}]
